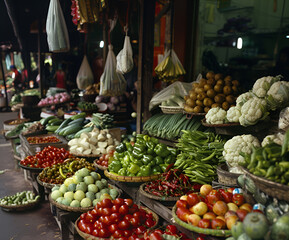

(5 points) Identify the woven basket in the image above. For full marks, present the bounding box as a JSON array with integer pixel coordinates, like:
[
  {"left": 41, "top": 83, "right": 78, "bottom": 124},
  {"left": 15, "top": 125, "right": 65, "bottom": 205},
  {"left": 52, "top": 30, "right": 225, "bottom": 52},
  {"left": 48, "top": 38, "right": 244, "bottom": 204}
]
[
  {"left": 139, "top": 183, "right": 179, "bottom": 202},
  {"left": 242, "top": 167, "right": 289, "bottom": 202},
  {"left": 74, "top": 206, "right": 159, "bottom": 239},
  {"left": 217, "top": 164, "right": 241, "bottom": 186},
  {"left": 172, "top": 205, "right": 231, "bottom": 237},
  {"left": 36, "top": 175, "right": 61, "bottom": 189},
  {"left": 0, "top": 198, "right": 40, "bottom": 212},
  {"left": 18, "top": 162, "right": 44, "bottom": 173},
  {"left": 93, "top": 161, "right": 107, "bottom": 171},
  {"left": 49, "top": 184, "right": 121, "bottom": 212},
  {"left": 104, "top": 170, "right": 161, "bottom": 183},
  {"left": 160, "top": 106, "right": 183, "bottom": 114}
]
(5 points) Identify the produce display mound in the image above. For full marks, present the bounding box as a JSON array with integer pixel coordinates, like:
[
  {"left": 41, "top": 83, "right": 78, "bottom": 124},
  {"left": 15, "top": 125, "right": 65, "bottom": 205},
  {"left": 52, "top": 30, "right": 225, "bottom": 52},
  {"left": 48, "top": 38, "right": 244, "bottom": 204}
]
[
  {"left": 93, "top": 161, "right": 107, "bottom": 171},
  {"left": 36, "top": 175, "right": 60, "bottom": 189},
  {"left": 74, "top": 206, "right": 159, "bottom": 240},
  {"left": 201, "top": 118, "right": 240, "bottom": 127},
  {"left": 242, "top": 167, "right": 289, "bottom": 202},
  {"left": 160, "top": 106, "right": 183, "bottom": 114},
  {"left": 48, "top": 184, "right": 121, "bottom": 212},
  {"left": 217, "top": 163, "right": 241, "bottom": 186},
  {"left": 18, "top": 162, "right": 44, "bottom": 173},
  {"left": 172, "top": 205, "right": 232, "bottom": 237},
  {"left": 139, "top": 183, "right": 179, "bottom": 202},
  {"left": 0, "top": 197, "right": 40, "bottom": 212},
  {"left": 3, "top": 119, "right": 29, "bottom": 131},
  {"left": 104, "top": 170, "right": 161, "bottom": 183}
]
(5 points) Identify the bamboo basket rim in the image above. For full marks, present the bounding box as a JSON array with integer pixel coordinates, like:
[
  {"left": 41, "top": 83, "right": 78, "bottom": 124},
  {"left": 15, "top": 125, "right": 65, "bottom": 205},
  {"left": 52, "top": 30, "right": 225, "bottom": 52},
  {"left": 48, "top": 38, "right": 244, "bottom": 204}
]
[
  {"left": 74, "top": 206, "right": 159, "bottom": 239},
  {"left": 139, "top": 183, "right": 179, "bottom": 201},
  {"left": 160, "top": 106, "right": 183, "bottom": 114},
  {"left": 172, "top": 205, "right": 231, "bottom": 237},
  {"left": 217, "top": 163, "right": 242, "bottom": 178},
  {"left": 49, "top": 184, "right": 121, "bottom": 212},
  {"left": 201, "top": 118, "right": 240, "bottom": 127},
  {"left": 104, "top": 170, "right": 161, "bottom": 183}
]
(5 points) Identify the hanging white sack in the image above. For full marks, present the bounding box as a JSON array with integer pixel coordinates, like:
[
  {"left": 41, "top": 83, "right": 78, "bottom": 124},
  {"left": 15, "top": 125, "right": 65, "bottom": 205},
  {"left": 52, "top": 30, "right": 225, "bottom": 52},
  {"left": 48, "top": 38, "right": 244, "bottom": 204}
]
[
  {"left": 76, "top": 55, "right": 94, "bottom": 90},
  {"left": 100, "top": 45, "right": 127, "bottom": 96},
  {"left": 46, "top": 0, "right": 70, "bottom": 52},
  {"left": 116, "top": 35, "right": 133, "bottom": 74}
]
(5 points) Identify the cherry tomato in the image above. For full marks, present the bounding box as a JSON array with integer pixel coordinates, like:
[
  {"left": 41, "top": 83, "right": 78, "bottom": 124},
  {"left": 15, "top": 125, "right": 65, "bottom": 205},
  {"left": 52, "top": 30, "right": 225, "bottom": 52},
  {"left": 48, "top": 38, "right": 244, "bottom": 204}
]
[
  {"left": 114, "top": 198, "right": 124, "bottom": 206},
  {"left": 123, "top": 229, "right": 132, "bottom": 237},
  {"left": 130, "top": 216, "right": 140, "bottom": 227},
  {"left": 113, "top": 229, "right": 124, "bottom": 238},
  {"left": 101, "top": 198, "right": 113, "bottom": 208},
  {"left": 136, "top": 226, "right": 146, "bottom": 235},
  {"left": 110, "top": 212, "right": 121, "bottom": 223},
  {"left": 119, "top": 204, "right": 129, "bottom": 215},
  {"left": 118, "top": 219, "right": 131, "bottom": 230},
  {"left": 111, "top": 204, "right": 120, "bottom": 213},
  {"left": 102, "top": 207, "right": 112, "bottom": 216},
  {"left": 145, "top": 218, "right": 155, "bottom": 228},
  {"left": 124, "top": 198, "right": 134, "bottom": 207},
  {"left": 149, "top": 232, "right": 163, "bottom": 240},
  {"left": 98, "top": 227, "right": 110, "bottom": 238},
  {"left": 108, "top": 223, "right": 119, "bottom": 233}
]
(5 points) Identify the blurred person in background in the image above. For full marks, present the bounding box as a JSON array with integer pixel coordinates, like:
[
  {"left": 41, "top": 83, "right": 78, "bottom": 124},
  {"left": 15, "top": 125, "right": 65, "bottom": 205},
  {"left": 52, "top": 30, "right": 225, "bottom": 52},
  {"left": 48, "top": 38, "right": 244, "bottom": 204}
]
[{"left": 10, "top": 65, "right": 23, "bottom": 92}]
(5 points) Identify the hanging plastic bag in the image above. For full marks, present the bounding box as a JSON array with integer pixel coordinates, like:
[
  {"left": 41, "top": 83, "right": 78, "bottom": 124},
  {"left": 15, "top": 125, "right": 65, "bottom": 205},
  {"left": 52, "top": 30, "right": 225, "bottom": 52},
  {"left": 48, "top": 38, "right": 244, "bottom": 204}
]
[
  {"left": 149, "top": 81, "right": 193, "bottom": 110},
  {"left": 76, "top": 55, "right": 94, "bottom": 90},
  {"left": 46, "top": 0, "right": 70, "bottom": 52},
  {"left": 116, "top": 33, "right": 133, "bottom": 74},
  {"left": 100, "top": 45, "right": 127, "bottom": 96}
]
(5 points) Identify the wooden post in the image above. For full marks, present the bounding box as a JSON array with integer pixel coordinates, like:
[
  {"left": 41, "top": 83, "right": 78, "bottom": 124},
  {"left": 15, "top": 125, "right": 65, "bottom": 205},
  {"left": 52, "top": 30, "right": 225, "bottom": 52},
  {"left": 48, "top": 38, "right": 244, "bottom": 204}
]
[
  {"left": 136, "top": 0, "right": 156, "bottom": 133},
  {"left": 0, "top": 52, "right": 9, "bottom": 109},
  {"left": 37, "top": 19, "right": 44, "bottom": 98}
]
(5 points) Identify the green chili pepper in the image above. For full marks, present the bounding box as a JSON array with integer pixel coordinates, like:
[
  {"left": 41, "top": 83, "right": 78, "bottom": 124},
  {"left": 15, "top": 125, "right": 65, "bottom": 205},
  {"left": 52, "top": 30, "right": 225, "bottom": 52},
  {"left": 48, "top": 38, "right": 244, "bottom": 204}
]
[
  {"left": 115, "top": 143, "right": 126, "bottom": 153},
  {"left": 118, "top": 168, "right": 127, "bottom": 176},
  {"left": 265, "top": 166, "right": 275, "bottom": 178},
  {"left": 279, "top": 162, "right": 289, "bottom": 169},
  {"left": 128, "top": 163, "right": 140, "bottom": 174},
  {"left": 108, "top": 160, "right": 122, "bottom": 173}
]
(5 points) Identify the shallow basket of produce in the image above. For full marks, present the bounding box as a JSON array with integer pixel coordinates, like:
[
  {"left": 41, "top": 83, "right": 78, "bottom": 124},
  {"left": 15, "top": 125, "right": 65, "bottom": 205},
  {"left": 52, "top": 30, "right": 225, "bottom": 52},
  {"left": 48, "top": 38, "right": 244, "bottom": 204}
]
[
  {"left": 217, "top": 163, "right": 241, "bottom": 186},
  {"left": 139, "top": 183, "right": 179, "bottom": 202},
  {"left": 36, "top": 175, "right": 60, "bottom": 189},
  {"left": 48, "top": 184, "right": 121, "bottom": 212},
  {"left": 160, "top": 106, "right": 183, "bottom": 114},
  {"left": 74, "top": 206, "right": 159, "bottom": 240},
  {"left": 242, "top": 167, "right": 289, "bottom": 202},
  {"left": 72, "top": 154, "right": 100, "bottom": 163},
  {"left": 172, "top": 205, "right": 231, "bottom": 237},
  {"left": 93, "top": 161, "right": 107, "bottom": 171},
  {"left": 18, "top": 162, "right": 44, "bottom": 173},
  {"left": 3, "top": 119, "right": 29, "bottom": 131},
  {"left": 104, "top": 170, "right": 161, "bottom": 183},
  {"left": 0, "top": 191, "right": 40, "bottom": 212}
]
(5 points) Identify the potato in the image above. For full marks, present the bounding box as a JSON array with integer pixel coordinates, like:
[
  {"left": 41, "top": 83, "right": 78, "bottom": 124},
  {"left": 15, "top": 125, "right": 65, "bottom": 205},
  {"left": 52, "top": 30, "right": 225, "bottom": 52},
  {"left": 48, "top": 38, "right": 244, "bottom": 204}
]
[
  {"left": 222, "top": 101, "right": 230, "bottom": 111},
  {"left": 211, "top": 103, "right": 221, "bottom": 108},
  {"left": 214, "top": 73, "right": 223, "bottom": 81},
  {"left": 204, "top": 84, "right": 213, "bottom": 91},
  {"left": 195, "top": 87, "right": 205, "bottom": 94},
  {"left": 203, "top": 98, "right": 214, "bottom": 107},
  {"left": 184, "top": 95, "right": 189, "bottom": 101},
  {"left": 196, "top": 99, "right": 204, "bottom": 107},
  {"left": 214, "top": 94, "right": 225, "bottom": 104},
  {"left": 223, "top": 85, "right": 232, "bottom": 95},
  {"left": 189, "top": 91, "right": 198, "bottom": 100},
  {"left": 207, "top": 89, "right": 216, "bottom": 98},
  {"left": 197, "top": 92, "right": 206, "bottom": 101},
  {"left": 204, "top": 107, "right": 210, "bottom": 113},
  {"left": 186, "top": 98, "right": 196, "bottom": 107},
  {"left": 184, "top": 104, "right": 194, "bottom": 113},
  {"left": 206, "top": 71, "right": 215, "bottom": 79},
  {"left": 193, "top": 106, "right": 203, "bottom": 113},
  {"left": 199, "top": 78, "right": 207, "bottom": 87},
  {"left": 224, "top": 75, "right": 232, "bottom": 82},
  {"left": 214, "top": 84, "right": 223, "bottom": 93},
  {"left": 207, "top": 78, "right": 216, "bottom": 85},
  {"left": 232, "top": 85, "right": 238, "bottom": 94},
  {"left": 232, "top": 80, "right": 240, "bottom": 87},
  {"left": 226, "top": 95, "right": 235, "bottom": 104},
  {"left": 216, "top": 79, "right": 224, "bottom": 85},
  {"left": 192, "top": 82, "right": 199, "bottom": 88}
]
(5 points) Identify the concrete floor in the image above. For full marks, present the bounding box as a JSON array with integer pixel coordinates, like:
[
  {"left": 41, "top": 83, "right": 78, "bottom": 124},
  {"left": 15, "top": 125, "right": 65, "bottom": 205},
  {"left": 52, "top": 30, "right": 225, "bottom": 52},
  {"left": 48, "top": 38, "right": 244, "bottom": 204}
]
[{"left": 0, "top": 112, "right": 61, "bottom": 240}]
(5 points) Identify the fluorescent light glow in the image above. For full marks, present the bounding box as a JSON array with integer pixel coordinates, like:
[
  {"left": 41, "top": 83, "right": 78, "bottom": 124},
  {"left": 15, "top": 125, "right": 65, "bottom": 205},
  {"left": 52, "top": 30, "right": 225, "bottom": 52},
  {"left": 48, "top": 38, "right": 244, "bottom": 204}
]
[
  {"left": 286, "top": 35, "right": 289, "bottom": 39},
  {"left": 99, "top": 41, "right": 104, "bottom": 48},
  {"left": 237, "top": 37, "right": 243, "bottom": 49}
]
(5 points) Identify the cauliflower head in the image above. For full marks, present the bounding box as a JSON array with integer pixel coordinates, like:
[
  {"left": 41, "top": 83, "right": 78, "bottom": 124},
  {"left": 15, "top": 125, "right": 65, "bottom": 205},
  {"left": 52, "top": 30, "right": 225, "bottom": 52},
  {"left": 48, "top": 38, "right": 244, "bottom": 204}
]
[
  {"left": 205, "top": 107, "right": 226, "bottom": 124},
  {"left": 226, "top": 106, "right": 241, "bottom": 123},
  {"left": 236, "top": 92, "right": 253, "bottom": 108},
  {"left": 223, "top": 134, "right": 260, "bottom": 167},
  {"left": 239, "top": 97, "right": 268, "bottom": 126},
  {"left": 252, "top": 76, "right": 280, "bottom": 98},
  {"left": 267, "top": 81, "right": 289, "bottom": 110},
  {"left": 261, "top": 133, "right": 284, "bottom": 147}
]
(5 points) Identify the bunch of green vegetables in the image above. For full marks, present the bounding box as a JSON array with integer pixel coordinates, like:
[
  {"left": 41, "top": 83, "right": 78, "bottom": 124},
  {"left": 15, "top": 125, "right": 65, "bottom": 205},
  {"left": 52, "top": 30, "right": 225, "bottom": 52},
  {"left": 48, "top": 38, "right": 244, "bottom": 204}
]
[
  {"left": 108, "top": 134, "right": 176, "bottom": 177},
  {"left": 240, "top": 130, "right": 289, "bottom": 185},
  {"left": 92, "top": 113, "right": 114, "bottom": 129},
  {"left": 0, "top": 190, "right": 40, "bottom": 206},
  {"left": 143, "top": 113, "right": 206, "bottom": 140},
  {"left": 174, "top": 130, "right": 225, "bottom": 184}
]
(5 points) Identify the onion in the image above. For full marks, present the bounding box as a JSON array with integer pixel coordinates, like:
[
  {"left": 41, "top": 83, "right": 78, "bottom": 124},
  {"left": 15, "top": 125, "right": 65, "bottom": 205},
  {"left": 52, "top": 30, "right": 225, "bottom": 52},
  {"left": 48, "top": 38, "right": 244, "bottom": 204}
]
[
  {"left": 96, "top": 103, "right": 108, "bottom": 112},
  {"left": 110, "top": 96, "right": 119, "bottom": 105},
  {"left": 107, "top": 102, "right": 116, "bottom": 111},
  {"left": 95, "top": 95, "right": 104, "bottom": 103}
]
